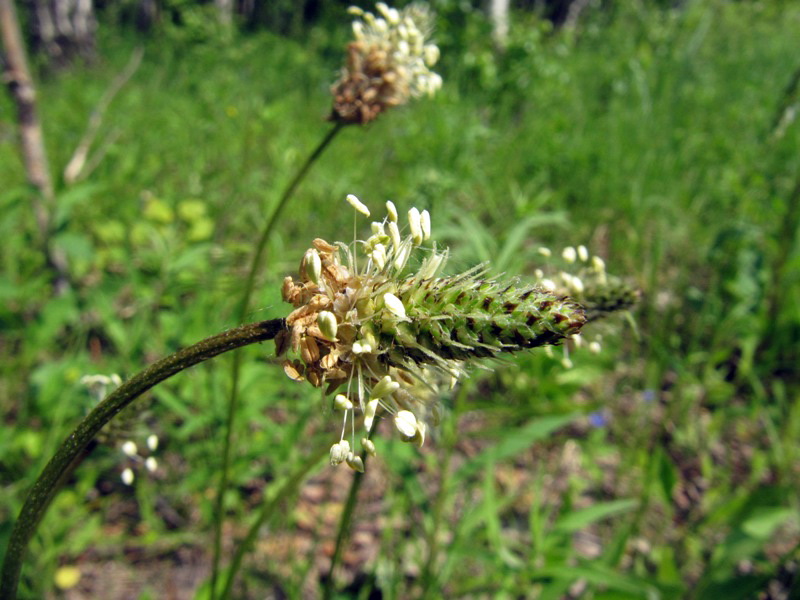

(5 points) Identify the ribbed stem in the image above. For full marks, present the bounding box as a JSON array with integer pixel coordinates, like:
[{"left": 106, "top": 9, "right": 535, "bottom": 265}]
[
  {"left": 322, "top": 460, "right": 367, "bottom": 600},
  {"left": 0, "top": 318, "right": 286, "bottom": 600},
  {"left": 211, "top": 122, "right": 344, "bottom": 599}
]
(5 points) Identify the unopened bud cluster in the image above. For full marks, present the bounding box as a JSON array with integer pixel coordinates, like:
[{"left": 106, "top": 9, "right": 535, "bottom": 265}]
[
  {"left": 276, "top": 195, "right": 586, "bottom": 470},
  {"left": 534, "top": 245, "right": 638, "bottom": 322},
  {"left": 534, "top": 245, "right": 638, "bottom": 367},
  {"left": 330, "top": 3, "right": 442, "bottom": 125}
]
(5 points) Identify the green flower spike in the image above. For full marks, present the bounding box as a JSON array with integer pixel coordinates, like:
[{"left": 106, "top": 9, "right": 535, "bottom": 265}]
[{"left": 276, "top": 195, "right": 587, "bottom": 470}]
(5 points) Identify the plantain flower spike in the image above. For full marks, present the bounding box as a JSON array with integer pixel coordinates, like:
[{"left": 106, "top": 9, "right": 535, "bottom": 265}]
[
  {"left": 276, "top": 195, "right": 587, "bottom": 470},
  {"left": 330, "top": 3, "right": 443, "bottom": 125}
]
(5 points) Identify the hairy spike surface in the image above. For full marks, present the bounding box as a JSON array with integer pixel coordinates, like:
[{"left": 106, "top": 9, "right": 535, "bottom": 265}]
[{"left": 276, "top": 196, "right": 590, "bottom": 469}]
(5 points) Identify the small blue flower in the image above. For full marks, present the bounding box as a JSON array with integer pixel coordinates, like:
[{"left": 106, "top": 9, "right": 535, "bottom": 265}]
[{"left": 588, "top": 410, "right": 608, "bottom": 428}]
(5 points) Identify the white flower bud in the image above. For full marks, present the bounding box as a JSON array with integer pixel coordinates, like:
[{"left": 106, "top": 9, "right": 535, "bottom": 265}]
[
  {"left": 346, "top": 194, "right": 370, "bottom": 217},
  {"left": 145, "top": 457, "right": 158, "bottom": 472},
  {"left": 534, "top": 268, "right": 544, "bottom": 279},
  {"left": 383, "top": 292, "right": 407, "bottom": 320},
  {"left": 537, "top": 247, "right": 552, "bottom": 257},
  {"left": 121, "top": 441, "right": 138, "bottom": 457},
  {"left": 146, "top": 434, "right": 159, "bottom": 451},
  {"left": 121, "top": 468, "right": 134, "bottom": 486},
  {"left": 562, "top": 246, "right": 577, "bottom": 263},
  {"left": 317, "top": 311, "right": 338, "bottom": 341},
  {"left": 394, "top": 410, "right": 418, "bottom": 440},
  {"left": 386, "top": 200, "right": 398, "bottom": 222},
  {"left": 589, "top": 341, "right": 602, "bottom": 354},
  {"left": 592, "top": 255, "right": 606, "bottom": 272},
  {"left": 561, "top": 357, "right": 574, "bottom": 369},
  {"left": 578, "top": 245, "right": 589, "bottom": 262}
]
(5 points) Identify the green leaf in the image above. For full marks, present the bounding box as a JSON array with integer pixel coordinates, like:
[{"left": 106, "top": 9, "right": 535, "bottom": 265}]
[
  {"left": 454, "top": 413, "right": 577, "bottom": 481},
  {"left": 555, "top": 499, "right": 638, "bottom": 533},
  {"left": 740, "top": 506, "right": 795, "bottom": 539}
]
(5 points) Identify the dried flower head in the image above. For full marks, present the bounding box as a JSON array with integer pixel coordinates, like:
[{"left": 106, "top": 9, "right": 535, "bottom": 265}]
[
  {"left": 276, "top": 195, "right": 586, "bottom": 469},
  {"left": 330, "top": 3, "right": 443, "bottom": 125}
]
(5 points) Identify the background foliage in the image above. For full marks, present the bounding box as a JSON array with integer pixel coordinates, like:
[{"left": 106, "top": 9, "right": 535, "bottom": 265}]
[{"left": 1, "top": 0, "right": 799, "bottom": 597}]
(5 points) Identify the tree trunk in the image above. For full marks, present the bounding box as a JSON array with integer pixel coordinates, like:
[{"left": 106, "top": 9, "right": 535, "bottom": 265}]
[
  {"left": 1, "top": 0, "right": 70, "bottom": 291},
  {"left": 490, "top": 0, "right": 510, "bottom": 48},
  {"left": 29, "top": 0, "right": 96, "bottom": 63}
]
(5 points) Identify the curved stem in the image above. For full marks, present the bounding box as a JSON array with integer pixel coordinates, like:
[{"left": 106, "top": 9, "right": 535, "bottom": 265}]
[
  {"left": 211, "top": 121, "right": 345, "bottom": 598},
  {"left": 0, "top": 318, "right": 286, "bottom": 600}
]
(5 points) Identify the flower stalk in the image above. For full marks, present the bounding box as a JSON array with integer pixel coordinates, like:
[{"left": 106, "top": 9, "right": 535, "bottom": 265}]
[{"left": 0, "top": 318, "right": 286, "bottom": 599}]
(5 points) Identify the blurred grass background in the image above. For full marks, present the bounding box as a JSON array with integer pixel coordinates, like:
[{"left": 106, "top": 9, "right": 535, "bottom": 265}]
[{"left": 1, "top": 0, "right": 799, "bottom": 597}]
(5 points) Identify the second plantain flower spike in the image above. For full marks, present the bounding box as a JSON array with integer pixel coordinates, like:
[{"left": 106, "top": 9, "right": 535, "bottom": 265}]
[
  {"left": 276, "top": 195, "right": 586, "bottom": 470},
  {"left": 330, "top": 3, "right": 443, "bottom": 125}
]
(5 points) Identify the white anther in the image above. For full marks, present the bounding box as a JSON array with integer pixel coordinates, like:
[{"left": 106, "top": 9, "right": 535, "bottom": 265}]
[
  {"left": 304, "top": 249, "right": 322, "bottom": 285},
  {"left": 364, "top": 399, "right": 380, "bottom": 431},
  {"left": 121, "top": 441, "right": 138, "bottom": 457},
  {"left": 371, "top": 375, "right": 400, "bottom": 400},
  {"left": 334, "top": 394, "right": 353, "bottom": 411},
  {"left": 408, "top": 207, "right": 423, "bottom": 245},
  {"left": 394, "top": 410, "right": 418, "bottom": 439},
  {"left": 383, "top": 293, "right": 407, "bottom": 320},
  {"left": 361, "top": 438, "right": 377, "bottom": 456},
  {"left": 121, "top": 468, "right": 134, "bottom": 486},
  {"left": 386, "top": 200, "right": 398, "bottom": 222},
  {"left": 371, "top": 243, "right": 387, "bottom": 270},
  {"left": 346, "top": 194, "right": 370, "bottom": 217},
  {"left": 317, "top": 311, "right": 338, "bottom": 341},
  {"left": 420, "top": 210, "right": 431, "bottom": 241}
]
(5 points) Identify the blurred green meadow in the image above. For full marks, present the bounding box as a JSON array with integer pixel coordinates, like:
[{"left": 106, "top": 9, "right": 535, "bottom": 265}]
[{"left": 2, "top": 0, "right": 800, "bottom": 597}]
